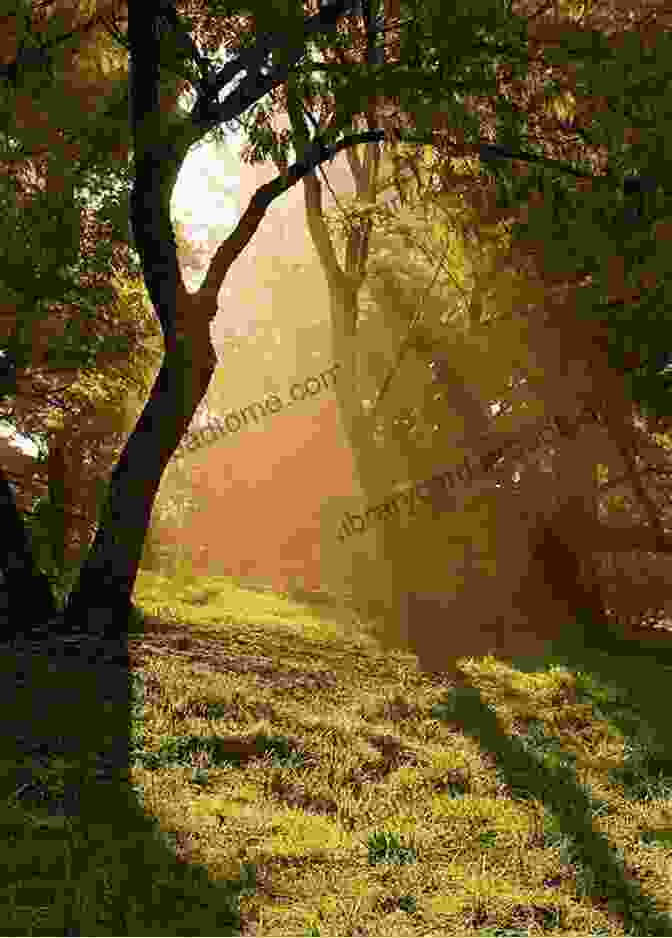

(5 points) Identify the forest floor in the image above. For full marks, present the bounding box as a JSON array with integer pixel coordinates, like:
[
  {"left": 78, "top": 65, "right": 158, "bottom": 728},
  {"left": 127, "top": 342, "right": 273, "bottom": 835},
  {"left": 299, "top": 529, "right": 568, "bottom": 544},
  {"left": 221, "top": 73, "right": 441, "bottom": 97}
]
[{"left": 4, "top": 568, "right": 672, "bottom": 935}]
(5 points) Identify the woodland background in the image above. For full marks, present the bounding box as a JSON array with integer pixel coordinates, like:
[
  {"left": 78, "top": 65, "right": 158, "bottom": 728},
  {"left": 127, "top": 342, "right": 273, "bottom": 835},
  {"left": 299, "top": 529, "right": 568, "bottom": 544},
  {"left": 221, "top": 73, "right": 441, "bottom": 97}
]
[{"left": 0, "top": 0, "right": 671, "bottom": 668}]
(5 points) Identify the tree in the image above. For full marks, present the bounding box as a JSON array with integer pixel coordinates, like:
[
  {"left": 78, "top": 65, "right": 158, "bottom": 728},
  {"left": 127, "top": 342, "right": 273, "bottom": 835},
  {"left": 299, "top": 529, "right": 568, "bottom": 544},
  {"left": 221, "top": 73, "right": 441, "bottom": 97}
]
[
  {"left": 0, "top": 0, "right": 236, "bottom": 592},
  {"left": 352, "top": 86, "right": 672, "bottom": 669},
  {"left": 334, "top": 0, "right": 669, "bottom": 659},
  {"left": 288, "top": 0, "right": 666, "bottom": 658},
  {"left": 0, "top": 2, "right": 172, "bottom": 616},
  {"left": 0, "top": 1, "right": 504, "bottom": 628},
  {"left": 454, "top": 0, "right": 672, "bottom": 642},
  {"left": 0, "top": 0, "right": 207, "bottom": 580},
  {"left": 357, "top": 147, "right": 672, "bottom": 632}
]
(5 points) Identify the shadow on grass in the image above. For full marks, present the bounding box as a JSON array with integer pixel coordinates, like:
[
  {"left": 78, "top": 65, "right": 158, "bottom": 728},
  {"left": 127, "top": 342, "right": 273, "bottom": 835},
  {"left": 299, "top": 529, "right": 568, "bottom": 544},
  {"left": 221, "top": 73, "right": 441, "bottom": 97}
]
[
  {"left": 436, "top": 612, "right": 672, "bottom": 937},
  {"left": 0, "top": 619, "right": 250, "bottom": 936},
  {"left": 4, "top": 600, "right": 672, "bottom": 935}
]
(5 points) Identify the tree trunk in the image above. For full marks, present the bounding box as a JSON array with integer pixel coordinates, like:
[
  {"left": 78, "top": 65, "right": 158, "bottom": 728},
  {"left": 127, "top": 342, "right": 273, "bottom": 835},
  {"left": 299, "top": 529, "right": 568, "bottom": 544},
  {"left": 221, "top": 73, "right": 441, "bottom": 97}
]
[
  {"left": 529, "top": 515, "right": 608, "bottom": 642},
  {"left": 46, "top": 432, "right": 69, "bottom": 575},
  {"left": 64, "top": 303, "right": 217, "bottom": 634},
  {"left": 139, "top": 509, "right": 166, "bottom": 573},
  {"left": 0, "top": 468, "right": 59, "bottom": 634},
  {"left": 543, "top": 414, "right": 610, "bottom": 639},
  {"left": 301, "top": 150, "right": 413, "bottom": 618}
]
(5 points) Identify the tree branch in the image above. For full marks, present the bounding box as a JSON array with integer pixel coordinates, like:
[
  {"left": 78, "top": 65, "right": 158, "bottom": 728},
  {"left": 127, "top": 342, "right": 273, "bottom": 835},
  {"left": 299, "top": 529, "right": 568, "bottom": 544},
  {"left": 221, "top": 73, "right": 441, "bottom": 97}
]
[
  {"left": 198, "top": 128, "right": 398, "bottom": 306},
  {"left": 192, "top": 0, "right": 360, "bottom": 125}
]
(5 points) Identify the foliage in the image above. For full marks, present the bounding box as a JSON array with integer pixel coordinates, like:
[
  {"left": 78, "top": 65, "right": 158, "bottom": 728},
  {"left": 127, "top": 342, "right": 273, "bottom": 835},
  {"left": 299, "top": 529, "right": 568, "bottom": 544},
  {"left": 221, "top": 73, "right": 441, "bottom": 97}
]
[
  {"left": 20, "top": 474, "right": 112, "bottom": 610},
  {"left": 466, "top": 1, "right": 672, "bottom": 423}
]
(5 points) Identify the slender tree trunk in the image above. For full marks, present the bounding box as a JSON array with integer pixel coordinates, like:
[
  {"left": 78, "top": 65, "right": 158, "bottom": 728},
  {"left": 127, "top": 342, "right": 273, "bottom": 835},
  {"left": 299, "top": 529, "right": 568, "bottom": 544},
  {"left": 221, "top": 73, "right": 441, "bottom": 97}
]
[
  {"left": 0, "top": 468, "right": 59, "bottom": 634},
  {"left": 529, "top": 514, "right": 607, "bottom": 641},
  {"left": 300, "top": 151, "right": 409, "bottom": 617},
  {"left": 46, "top": 433, "right": 69, "bottom": 575},
  {"left": 542, "top": 415, "right": 609, "bottom": 637}
]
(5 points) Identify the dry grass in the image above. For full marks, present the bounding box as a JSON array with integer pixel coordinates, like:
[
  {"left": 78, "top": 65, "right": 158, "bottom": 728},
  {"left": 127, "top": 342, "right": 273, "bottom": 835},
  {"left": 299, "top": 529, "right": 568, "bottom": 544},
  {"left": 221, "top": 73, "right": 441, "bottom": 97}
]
[{"left": 3, "top": 568, "right": 672, "bottom": 935}]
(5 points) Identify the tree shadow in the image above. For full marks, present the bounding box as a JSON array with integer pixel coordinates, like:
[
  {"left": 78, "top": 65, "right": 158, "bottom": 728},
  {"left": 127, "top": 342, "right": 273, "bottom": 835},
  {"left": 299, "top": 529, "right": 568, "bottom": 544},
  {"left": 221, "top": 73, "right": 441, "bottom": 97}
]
[
  {"left": 530, "top": 612, "right": 672, "bottom": 770},
  {"left": 435, "top": 612, "right": 672, "bottom": 935},
  {"left": 0, "top": 626, "right": 250, "bottom": 935}
]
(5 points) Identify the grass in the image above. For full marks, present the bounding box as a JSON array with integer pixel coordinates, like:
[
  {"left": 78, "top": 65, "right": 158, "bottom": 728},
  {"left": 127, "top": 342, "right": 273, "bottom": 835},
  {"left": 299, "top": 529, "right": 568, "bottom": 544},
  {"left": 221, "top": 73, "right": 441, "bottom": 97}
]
[{"left": 3, "top": 565, "right": 672, "bottom": 935}]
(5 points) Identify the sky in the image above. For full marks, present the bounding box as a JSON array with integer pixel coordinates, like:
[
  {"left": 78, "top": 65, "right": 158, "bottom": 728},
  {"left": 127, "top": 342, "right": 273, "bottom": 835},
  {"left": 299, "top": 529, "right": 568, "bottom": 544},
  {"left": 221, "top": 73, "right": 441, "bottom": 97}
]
[{"left": 171, "top": 128, "right": 245, "bottom": 274}]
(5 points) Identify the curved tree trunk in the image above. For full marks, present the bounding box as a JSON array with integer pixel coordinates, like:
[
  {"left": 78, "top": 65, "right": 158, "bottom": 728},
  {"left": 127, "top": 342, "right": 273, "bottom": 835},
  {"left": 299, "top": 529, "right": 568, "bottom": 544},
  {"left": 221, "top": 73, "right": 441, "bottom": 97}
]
[{"left": 64, "top": 295, "right": 218, "bottom": 634}]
